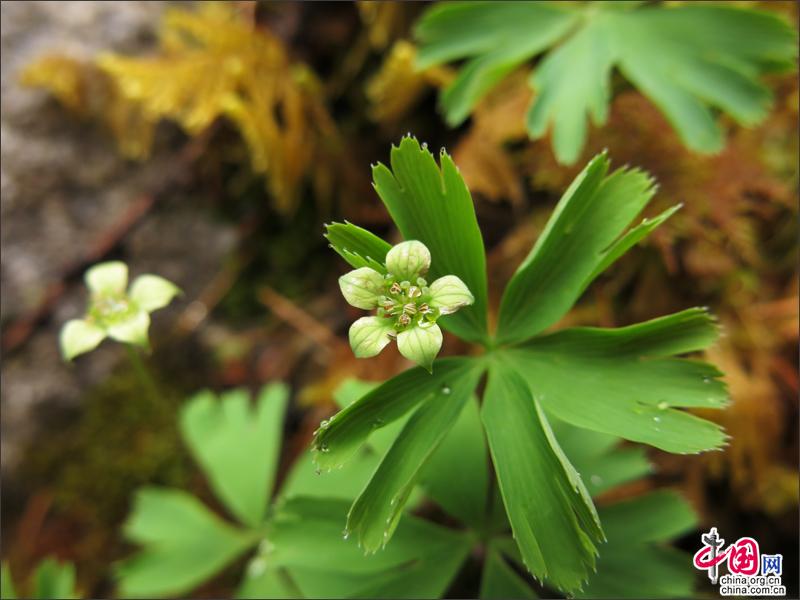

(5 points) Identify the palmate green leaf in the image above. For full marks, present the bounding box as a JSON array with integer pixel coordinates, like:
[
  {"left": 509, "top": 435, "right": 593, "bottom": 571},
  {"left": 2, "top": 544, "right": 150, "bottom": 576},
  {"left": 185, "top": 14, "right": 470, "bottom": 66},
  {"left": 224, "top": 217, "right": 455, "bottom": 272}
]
[
  {"left": 497, "top": 153, "right": 658, "bottom": 344},
  {"left": 526, "top": 12, "right": 616, "bottom": 164},
  {"left": 264, "top": 497, "right": 471, "bottom": 599},
  {"left": 419, "top": 395, "right": 488, "bottom": 528},
  {"left": 237, "top": 567, "right": 300, "bottom": 599},
  {"left": 116, "top": 488, "right": 260, "bottom": 598},
  {"left": 611, "top": 5, "right": 795, "bottom": 155},
  {"left": 312, "top": 357, "right": 478, "bottom": 471},
  {"left": 495, "top": 491, "right": 698, "bottom": 599},
  {"left": 480, "top": 545, "right": 537, "bottom": 600},
  {"left": 584, "top": 203, "right": 680, "bottom": 286},
  {"left": 372, "top": 136, "right": 489, "bottom": 343},
  {"left": 482, "top": 361, "right": 603, "bottom": 593},
  {"left": 577, "top": 491, "right": 698, "bottom": 598},
  {"left": 504, "top": 308, "right": 728, "bottom": 454},
  {"left": 415, "top": 2, "right": 797, "bottom": 164},
  {"left": 282, "top": 380, "right": 426, "bottom": 513},
  {"left": 281, "top": 383, "right": 405, "bottom": 502},
  {"left": 553, "top": 420, "right": 651, "bottom": 497},
  {"left": 598, "top": 490, "right": 698, "bottom": 544},
  {"left": 31, "top": 560, "right": 78, "bottom": 600},
  {"left": 180, "top": 383, "right": 289, "bottom": 527},
  {"left": 325, "top": 221, "right": 392, "bottom": 274},
  {"left": 415, "top": 2, "right": 579, "bottom": 126},
  {"left": 346, "top": 363, "right": 483, "bottom": 552}
]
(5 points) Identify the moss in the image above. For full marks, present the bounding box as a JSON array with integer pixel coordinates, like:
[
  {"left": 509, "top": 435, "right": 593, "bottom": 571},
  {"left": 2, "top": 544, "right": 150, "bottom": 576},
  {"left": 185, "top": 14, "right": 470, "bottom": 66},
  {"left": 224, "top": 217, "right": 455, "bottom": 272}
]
[
  {"left": 24, "top": 367, "right": 187, "bottom": 524},
  {"left": 14, "top": 342, "right": 211, "bottom": 592}
]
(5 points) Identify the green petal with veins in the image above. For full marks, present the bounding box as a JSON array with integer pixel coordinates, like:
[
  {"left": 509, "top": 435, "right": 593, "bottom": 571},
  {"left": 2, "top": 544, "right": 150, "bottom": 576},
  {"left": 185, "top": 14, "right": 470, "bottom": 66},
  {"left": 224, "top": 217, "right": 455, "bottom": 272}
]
[
  {"left": 385, "top": 240, "right": 431, "bottom": 281},
  {"left": 129, "top": 274, "right": 181, "bottom": 313},
  {"left": 428, "top": 275, "right": 474, "bottom": 315},
  {"left": 397, "top": 322, "right": 442, "bottom": 372},
  {"left": 85, "top": 261, "right": 129, "bottom": 296},
  {"left": 107, "top": 310, "right": 151, "bottom": 348},
  {"left": 60, "top": 318, "right": 107, "bottom": 361},
  {"left": 339, "top": 267, "right": 385, "bottom": 310},
  {"left": 349, "top": 316, "right": 395, "bottom": 358}
]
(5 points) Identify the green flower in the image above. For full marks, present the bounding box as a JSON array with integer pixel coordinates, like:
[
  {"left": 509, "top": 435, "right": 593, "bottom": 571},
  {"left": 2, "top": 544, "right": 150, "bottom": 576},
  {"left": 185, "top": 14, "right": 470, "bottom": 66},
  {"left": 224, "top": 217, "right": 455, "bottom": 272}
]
[
  {"left": 339, "top": 240, "right": 473, "bottom": 371},
  {"left": 60, "top": 261, "right": 181, "bottom": 361}
]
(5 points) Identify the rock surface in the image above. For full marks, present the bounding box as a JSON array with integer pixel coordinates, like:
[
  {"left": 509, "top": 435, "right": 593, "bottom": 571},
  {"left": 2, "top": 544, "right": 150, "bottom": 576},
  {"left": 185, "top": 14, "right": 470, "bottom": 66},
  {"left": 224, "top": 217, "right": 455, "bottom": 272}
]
[{"left": 1, "top": 1, "right": 237, "bottom": 473}]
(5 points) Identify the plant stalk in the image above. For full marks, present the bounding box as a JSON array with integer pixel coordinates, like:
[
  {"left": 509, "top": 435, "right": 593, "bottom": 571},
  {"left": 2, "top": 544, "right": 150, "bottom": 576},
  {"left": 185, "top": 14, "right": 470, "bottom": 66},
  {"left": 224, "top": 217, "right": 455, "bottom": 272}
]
[{"left": 125, "top": 343, "right": 159, "bottom": 400}]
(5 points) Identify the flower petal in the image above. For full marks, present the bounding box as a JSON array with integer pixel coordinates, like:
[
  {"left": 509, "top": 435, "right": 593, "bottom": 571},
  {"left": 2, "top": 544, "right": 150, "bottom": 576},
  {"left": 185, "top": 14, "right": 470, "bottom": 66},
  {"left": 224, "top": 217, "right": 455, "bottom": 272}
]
[
  {"left": 397, "top": 322, "right": 442, "bottom": 372},
  {"left": 339, "top": 267, "right": 385, "bottom": 310},
  {"left": 349, "top": 316, "right": 395, "bottom": 358},
  {"left": 60, "top": 319, "right": 106, "bottom": 361},
  {"left": 107, "top": 310, "right": 151, "bottom": 348},
  {"left": 385, "top": 240, "right": 431, "bottom": 281},
  {"left": 85, "top": 261, "right": 129, "bottom": 295},
  {"left": 129, "top": 274, "right": 182, "bottom": 313},
  {"left": 429, "top": 275, "right": 474, "bottom": 315}
]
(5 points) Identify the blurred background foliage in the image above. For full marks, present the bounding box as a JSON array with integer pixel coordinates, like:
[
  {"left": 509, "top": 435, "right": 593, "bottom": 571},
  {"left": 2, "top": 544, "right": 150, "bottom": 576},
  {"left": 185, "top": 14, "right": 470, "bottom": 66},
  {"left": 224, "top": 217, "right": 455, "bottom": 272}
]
[{"left": 1, "top": 1, "right": 797, "bottom": 597}]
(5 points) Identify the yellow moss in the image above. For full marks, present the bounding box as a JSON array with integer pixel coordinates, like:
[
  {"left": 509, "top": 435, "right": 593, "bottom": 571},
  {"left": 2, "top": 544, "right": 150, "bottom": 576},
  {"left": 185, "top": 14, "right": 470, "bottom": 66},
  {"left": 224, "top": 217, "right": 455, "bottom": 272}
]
[
  {"left": 366, "top": 41, "right": 452, "bottom": 123},
  {"left": 20, "top": 2, "right": 339, "bottom": 213}
]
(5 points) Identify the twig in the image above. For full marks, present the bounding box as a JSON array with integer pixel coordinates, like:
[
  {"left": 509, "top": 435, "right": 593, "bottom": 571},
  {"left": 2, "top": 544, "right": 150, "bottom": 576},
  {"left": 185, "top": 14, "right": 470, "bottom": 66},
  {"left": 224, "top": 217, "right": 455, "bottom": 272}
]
[{"left": 258, "top": 286, "right": 345, "bottom": 353}]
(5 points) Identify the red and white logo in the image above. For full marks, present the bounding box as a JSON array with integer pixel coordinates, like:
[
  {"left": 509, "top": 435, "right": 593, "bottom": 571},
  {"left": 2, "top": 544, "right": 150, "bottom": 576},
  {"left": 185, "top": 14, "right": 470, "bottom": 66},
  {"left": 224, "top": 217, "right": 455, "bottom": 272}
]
[{"left": 693, "top": 527, "right": 784, "bottom": 596}]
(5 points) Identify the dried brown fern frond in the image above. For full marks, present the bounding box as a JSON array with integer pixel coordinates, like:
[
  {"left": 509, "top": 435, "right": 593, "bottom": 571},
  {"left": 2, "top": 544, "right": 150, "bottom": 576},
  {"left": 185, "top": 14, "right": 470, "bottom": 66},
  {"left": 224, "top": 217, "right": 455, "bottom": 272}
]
[{"left": 21, "top": 2, "right": 340, "bottom": 214}]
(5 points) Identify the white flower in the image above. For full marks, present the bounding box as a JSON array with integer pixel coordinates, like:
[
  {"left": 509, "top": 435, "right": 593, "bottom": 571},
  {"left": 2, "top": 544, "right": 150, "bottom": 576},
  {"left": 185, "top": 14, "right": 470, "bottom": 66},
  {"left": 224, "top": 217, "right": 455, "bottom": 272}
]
[
  {"left": 338, "top": 240, "right": 473, "bottom": 371},
  {"left": 60, "top": 261, "right": 181, "bottom": 361}
]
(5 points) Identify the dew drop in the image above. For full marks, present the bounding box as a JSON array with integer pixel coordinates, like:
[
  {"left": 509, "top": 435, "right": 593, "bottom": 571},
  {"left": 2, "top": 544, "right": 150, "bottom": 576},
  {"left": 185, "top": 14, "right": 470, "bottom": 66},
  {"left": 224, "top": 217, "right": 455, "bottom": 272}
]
[
  {"left": 319, "top": 442, "right": 330, "bottom": 453},
  {"left": 247, "top": 557, "right": 267, "bottom": 577},
  {"left": 653, "top": 416, "right": 662, "bottom": 423},
  {"left": 657, "top": 401, "right": 669, "bottom": 410},
  {"left": 372, "top": 418, "right": 385, "bottom": 429},
  {"left": 441, "top": 384, "right": 452, "bottom": 395},
  {"left": 342, "top": 529, "right": 350, "bottom": 540},
  {"left": 421, "top": 142, "right": 428, "bottom": 150},
  {"left": 703, "top": 377, "right": 711, "bottom": 384}
]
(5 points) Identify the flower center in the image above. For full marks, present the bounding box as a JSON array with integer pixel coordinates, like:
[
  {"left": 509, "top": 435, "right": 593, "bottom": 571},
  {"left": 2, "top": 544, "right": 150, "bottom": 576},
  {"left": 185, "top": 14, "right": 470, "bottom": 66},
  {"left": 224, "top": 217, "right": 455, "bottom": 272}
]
[
  {"left": 89, "top": 293, "right": 138, "bottom": 326},
  {"left": 376, "top": 274, "right": 440, "bottom": 331}
]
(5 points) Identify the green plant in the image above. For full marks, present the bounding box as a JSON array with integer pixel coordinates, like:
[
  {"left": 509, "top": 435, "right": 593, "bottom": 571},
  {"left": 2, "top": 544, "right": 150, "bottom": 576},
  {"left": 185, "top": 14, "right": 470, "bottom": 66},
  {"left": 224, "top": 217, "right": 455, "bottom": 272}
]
[
  {"left": 114, "top": 378, "right": 699, "bottom": 598},
  {"left": 1, "top": 559, "right": 79, "bottom": 600},
  {"left": 115, "top": 382, "right": 472, "bottom": 598},
  {"left": 314, "top": 137, "right": 728, "bottom": 593},
  {"left": 414, "top": 1, "right": 797, "bottom": 164}
]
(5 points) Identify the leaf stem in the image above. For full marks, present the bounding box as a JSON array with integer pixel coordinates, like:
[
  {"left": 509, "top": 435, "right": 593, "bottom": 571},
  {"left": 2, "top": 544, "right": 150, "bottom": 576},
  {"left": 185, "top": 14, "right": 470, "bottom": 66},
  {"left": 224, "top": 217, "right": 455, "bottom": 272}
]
[{"left": 125, "top": 343, "right": 159, "bottom": 400}]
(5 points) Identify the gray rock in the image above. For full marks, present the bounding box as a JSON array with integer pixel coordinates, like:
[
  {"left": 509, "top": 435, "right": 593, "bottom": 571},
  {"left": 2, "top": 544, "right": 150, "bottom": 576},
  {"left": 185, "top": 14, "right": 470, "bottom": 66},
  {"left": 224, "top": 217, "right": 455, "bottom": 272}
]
[{"left": 1, "top": 1, "right": 237, "bottom": 473}]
